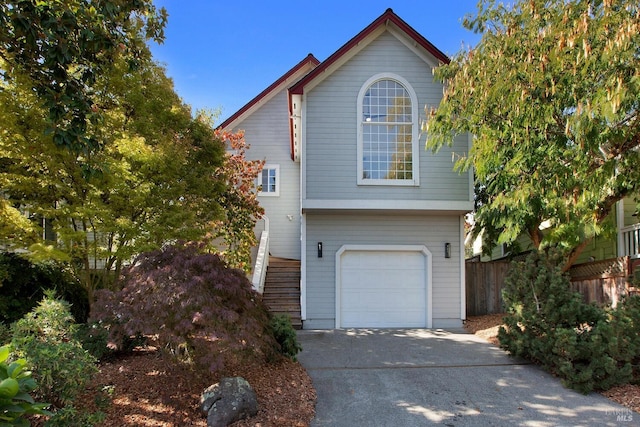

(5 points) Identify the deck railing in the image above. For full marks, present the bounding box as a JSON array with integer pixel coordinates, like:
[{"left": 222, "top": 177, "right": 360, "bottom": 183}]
[{"left": 621, "top": 223, "right": 640, "bottom": 258}]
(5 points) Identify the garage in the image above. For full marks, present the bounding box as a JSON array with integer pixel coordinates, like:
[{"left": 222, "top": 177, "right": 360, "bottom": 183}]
[{"left": 336, "top": 245, "right": 431, "bottom": 328}]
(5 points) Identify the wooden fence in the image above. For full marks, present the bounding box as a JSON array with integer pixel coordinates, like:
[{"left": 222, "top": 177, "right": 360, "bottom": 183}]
[
  {"left": 569, "top": 257, "right": 633, "bottom": 307},
  {"left": 465, "top": 259, "right": 510, "bottom": 316},
  {"left": 465, "top": 256, "right": 633, "bottom": 316}
]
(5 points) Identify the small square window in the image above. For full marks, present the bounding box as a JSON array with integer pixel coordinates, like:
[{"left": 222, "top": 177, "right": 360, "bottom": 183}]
[{"left": 258, "top": 164, "right": 280, "bottom": 196}]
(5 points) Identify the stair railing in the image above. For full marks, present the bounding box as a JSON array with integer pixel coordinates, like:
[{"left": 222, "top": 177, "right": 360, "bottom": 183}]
[{"left": 251, "top": 230, "right": 269, "bottom": 293}]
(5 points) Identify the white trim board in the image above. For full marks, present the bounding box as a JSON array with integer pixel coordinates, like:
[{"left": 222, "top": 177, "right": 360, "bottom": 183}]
[{"left": 303, "top": 199, "right": 473, "bottom": 213}]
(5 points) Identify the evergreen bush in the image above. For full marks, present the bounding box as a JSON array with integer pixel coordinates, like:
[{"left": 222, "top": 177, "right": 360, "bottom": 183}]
[
  {"left": 0, "top": 323, "right": 10, "bottom": 345},
  {"left": 74, "top": 322, "right": 112, "bottom": 361},
  {"left": 10, "top": 292, "right": 98, "bottom": 411},
  {"left": 269, "top": 314, "right": 302, "bottom": 360},
  {"left": 0, "top": 252, "right": 89, "bottom": 324},
  {"left": 498, "top": 249, "right": 639, "bottom": 393},
  {"left": 40, "top": 404, "right": 105, "bottom": 427},
  {"left": 610, "top": 294, "right": 640, "bottom": 383}
]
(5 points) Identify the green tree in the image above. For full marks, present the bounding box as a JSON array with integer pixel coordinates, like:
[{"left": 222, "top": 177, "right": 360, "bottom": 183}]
[
  {"left": 425, "top": 0, "right": 640, "bottom": 269},
  {"left": 0, "top": 0, "right": 167, "bottom": 154},
  {"left": 0, "top": 52, "right": 226, "bottom": 302},
  {"left": 211, "top": 130, "right": 264, "bottom": 273}
]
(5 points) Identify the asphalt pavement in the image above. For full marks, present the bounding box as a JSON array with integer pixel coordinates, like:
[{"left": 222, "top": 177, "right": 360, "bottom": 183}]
[{"left": 297, "top": 328, "right": 638, "bottom": 427}]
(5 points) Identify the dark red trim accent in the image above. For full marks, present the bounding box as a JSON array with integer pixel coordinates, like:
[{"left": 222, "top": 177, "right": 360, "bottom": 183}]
[
  {"left": 218, "top": 53, "right": 319, "bottom": 130},
  {"left": 289, "top": 8, "right": 449, "bottom": 95}
]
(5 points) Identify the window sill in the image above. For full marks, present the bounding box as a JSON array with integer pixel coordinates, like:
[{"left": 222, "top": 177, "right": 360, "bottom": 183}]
[{"left": 357, "top": 179, "right": 420, "bottom": 187}]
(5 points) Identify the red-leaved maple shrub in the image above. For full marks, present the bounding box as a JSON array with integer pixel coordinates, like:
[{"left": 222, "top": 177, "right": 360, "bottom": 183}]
[{"left": 90, "top": 243, "right": 278, "bottom": 372}]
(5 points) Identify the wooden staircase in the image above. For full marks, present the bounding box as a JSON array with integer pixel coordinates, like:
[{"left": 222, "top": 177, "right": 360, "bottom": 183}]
[{"left": 262, "top": 257, "right": 302, "bottom": 329}]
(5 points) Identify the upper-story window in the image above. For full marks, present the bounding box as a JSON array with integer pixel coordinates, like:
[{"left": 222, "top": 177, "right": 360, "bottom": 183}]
[
  {"left": 357, "top": 73, "right": 419, "bottom": 186},
  {"left": 258, "top": 164, "right": 280, "bottom": 196}
]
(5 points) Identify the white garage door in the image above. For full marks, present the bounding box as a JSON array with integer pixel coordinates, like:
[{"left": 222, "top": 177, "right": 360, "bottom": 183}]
[{"left": 339, "top": 249, "right": 427, "bottom": 328}]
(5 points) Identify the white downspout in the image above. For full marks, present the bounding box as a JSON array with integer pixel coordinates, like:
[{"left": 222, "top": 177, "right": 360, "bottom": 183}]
[
  {"left": 460, "top": 215, "right": 466, "bottom": 322},
  {"left": 298, "top": 94, "right": 307, "bottom": 322}
]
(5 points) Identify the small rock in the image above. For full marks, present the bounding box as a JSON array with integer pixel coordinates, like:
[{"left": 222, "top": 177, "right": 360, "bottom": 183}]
[{"left": 200, "top": 376, "right": 258, "bottom": 427}]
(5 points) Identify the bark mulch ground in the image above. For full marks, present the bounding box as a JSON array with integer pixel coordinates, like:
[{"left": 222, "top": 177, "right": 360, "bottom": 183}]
[{"left": 32, "top": 346, "right": 316, "bottom": 427}]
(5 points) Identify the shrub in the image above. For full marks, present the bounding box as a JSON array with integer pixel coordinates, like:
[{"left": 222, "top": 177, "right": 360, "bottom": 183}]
[
  {"left": 74, "top": 322, "right": 112, "bottom": 361},
  {"left": 91, "top": 243, "right": 279, "bottom": 373},
  {"left": 0, "top": 344, "right": 51, "bottom": 425},
  {"left": 0, "top": 252, "right": 89, "bottom": 324},
  {"left": 0, "top": 322, "right": 10, "bottom": 345},
  {"left": 10, "top": 292, "right": 98, "bottom": 409},
  {"left": 269, "top": 314, "right": 302, "bottom": 360},
  {"left": 498, "top": 249, "right": 638, "bottom": 393},
  {"left": 41, "top": 404, "right": 105, "bottom": 427},
  {"left": 609, "top": 294, "right": 640, "bottom": 383}
]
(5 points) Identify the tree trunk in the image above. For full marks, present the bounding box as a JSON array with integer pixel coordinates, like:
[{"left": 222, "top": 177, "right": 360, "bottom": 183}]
[
  {"left": 528, "top": 225, "right": 544, "bottom": 249},
  {"left": 562, "top": 238, "right": 592, "bottom": 272}
]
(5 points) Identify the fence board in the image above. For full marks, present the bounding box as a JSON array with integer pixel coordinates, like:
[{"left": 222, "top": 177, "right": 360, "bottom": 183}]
[
  {"left": 465, "top": 260, "right": 510, "bottom": 316},
  {"left": 569, "top": 257, "right": 630, "bottom": 307},
  {"left": 465, "top": 256, "right": 632, "bottom": 316}
]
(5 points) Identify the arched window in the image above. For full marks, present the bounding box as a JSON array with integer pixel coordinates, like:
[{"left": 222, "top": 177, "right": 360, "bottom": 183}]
[{"left": 357, "top": 73, "right": 419, "bottom": 186}]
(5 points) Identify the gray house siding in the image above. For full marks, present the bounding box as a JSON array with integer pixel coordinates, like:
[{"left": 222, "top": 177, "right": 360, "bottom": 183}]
[
  {"left": 223, "top": 11, "right": 470, "bottom": 330},
  {"left": 304, "top": 213, "right": 463, "bottom": 329},
  {"left": 303, "top": 31, "right": 470, "bottom": 203},
  {"left": 229, "top": 90, "right": 301, "bottom": 260}
]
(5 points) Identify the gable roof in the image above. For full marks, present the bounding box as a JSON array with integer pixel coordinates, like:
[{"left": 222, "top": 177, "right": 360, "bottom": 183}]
[
  {"left": 219, "top": 9, "right": 451, "bottom": 160},
  {"left": 218, "top": 53, "right": 320, "bottom": 130},
  {"left": 289, "top": 8, "right": 450, "bottom": 95}
]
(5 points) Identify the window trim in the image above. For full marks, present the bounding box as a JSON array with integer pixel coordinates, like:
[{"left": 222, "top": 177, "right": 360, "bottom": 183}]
[
  {"left": 258, "top": 164, "right": 280, "bottom": 197},
  {"left": 356, "top": 73, "right": 420, "bottom": 186}
]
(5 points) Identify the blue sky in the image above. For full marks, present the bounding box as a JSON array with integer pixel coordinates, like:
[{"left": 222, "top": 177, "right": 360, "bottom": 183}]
[{"left": 149, "top": 1, "right": 483, "bottom": 124}]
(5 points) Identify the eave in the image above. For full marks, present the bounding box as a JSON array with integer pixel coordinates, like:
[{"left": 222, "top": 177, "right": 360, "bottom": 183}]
[
  {"left": 289, "top": 8, "right": 450, "bottom": 96},
  {"left": 218, "top": 53, "right": 320, "bottom": 131}
]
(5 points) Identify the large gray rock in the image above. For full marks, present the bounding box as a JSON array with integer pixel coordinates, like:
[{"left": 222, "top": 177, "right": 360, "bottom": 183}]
[{"left": 200, "top": 376, "right": 258, "bottom": 427}]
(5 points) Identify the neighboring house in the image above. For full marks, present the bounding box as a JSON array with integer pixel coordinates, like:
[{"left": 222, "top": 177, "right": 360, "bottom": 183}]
[
  {"left": 468, "top": 196, "right": 640, "bottom": 266},
  {"left": 611, "top": 197, "right": 639, "bottom": 263},
  {"left": 220, "top": 9, "right": 473, "bottom": 329}
]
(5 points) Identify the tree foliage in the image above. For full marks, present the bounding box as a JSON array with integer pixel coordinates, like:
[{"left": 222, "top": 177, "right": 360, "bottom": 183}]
[
  {"left": 0, "top": 1, "right": 266, "bottom": 307},
  {"left": 211, "top": 130, "right": 264, "bottom": 272},
  {"left": 0, "top": 0, "right": 167, "bottom": 153},
  {"left": 426, "top": 0, "right": 640, "bottom": 268},
  {"left": 0, "top": 50, "right": 226, "bottom": 302}
]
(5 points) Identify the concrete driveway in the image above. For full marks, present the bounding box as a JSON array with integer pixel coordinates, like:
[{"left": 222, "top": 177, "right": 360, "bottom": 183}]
[{"left": 297, "top": 329, "right": 638, "bottom": 427}]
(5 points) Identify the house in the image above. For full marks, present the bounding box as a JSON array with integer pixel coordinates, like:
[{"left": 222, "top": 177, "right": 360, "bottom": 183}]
[
  {"left": 617, "top": 198, "right": 640, "bottom": 270},
  {"left": 220, "top": 9, "right": 473, "bottom": 329},
  {"left": 468, "top": 196, "right": 640, "bottom": 267}
]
